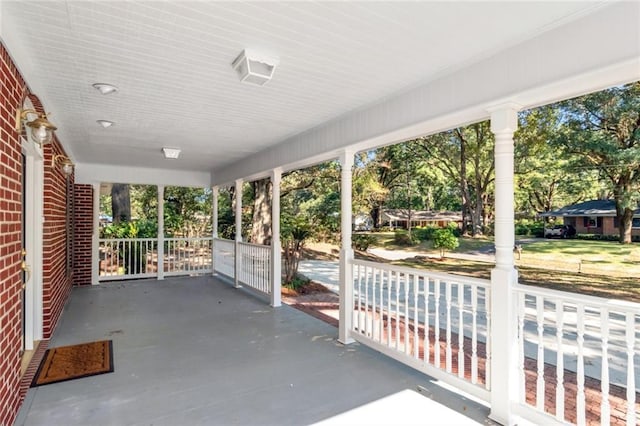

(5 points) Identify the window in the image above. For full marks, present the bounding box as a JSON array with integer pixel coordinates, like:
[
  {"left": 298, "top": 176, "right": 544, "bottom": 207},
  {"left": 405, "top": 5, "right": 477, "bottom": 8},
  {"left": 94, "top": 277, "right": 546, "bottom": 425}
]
[
  {"left": 583, "top": 216, "right": 602, "bottom": 228},
  {"left": 633, "top": 218, "right": 640, "bottom": 228}
]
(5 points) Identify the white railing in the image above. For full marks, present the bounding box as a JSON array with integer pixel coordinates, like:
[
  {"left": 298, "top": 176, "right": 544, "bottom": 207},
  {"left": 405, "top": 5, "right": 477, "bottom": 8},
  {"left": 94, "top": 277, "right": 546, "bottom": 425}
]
[
  {"left": 237, "top": 241, "right": 271, "bottom": 295},
  {"left": 350, "top": 259, "right": 491, "bottom": 402},
  {"left": 99, "top": 237, "right": 213, "bottom": 281},
  {"left": 164, "top": 238, "right": 213, "bottom": 276},
  {"left": 514, "top": 284, "right": 639, "bottom": 426},
  {"left": 213, "top": 238, "right": 235, "bottom": 279},
  {"left": 99, "top": 238, "right": 157, "bottom": 281}
]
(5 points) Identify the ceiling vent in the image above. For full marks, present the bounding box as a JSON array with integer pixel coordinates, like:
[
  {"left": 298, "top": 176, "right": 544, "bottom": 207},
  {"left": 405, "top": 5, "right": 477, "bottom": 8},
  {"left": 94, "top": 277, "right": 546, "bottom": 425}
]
[{"left": 231, "top": 49, "right": 279, "bottom": 86}]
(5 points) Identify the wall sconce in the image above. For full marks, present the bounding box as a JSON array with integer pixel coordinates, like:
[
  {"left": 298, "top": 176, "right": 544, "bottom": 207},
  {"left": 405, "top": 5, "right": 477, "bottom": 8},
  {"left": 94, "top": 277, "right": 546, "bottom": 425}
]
[
  {"left": 51, "top": 154, "right": 74, "bottom": 176},
  {"left": 15, "top": 108, "right": 57, "bottom": 146}
]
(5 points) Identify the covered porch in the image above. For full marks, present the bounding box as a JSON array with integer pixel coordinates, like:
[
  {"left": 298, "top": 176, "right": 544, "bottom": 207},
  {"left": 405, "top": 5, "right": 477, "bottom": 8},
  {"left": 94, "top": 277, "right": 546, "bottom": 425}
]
[
  {"left": 1, "top": 1, "right": 639, "bottom": 425},
  {"left": 16, "top": 276, "right": 490, "bottom": 425}
]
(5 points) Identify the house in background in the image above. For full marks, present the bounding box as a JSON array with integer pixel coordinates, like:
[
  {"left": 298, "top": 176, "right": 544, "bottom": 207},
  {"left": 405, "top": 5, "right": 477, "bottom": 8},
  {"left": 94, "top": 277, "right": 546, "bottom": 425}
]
[
  {"left": 380, "top": 209, "right": 462, "bottom": 230},
  {"left": 539, "top": 199, "right": 640, "bottom": 238}
]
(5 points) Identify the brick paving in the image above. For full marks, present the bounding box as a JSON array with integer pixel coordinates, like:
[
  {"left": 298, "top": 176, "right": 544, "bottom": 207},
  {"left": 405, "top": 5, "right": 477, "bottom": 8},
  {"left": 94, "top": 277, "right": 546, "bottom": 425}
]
[{"left": 283, "top": 290, "right": 639, "bottom": 425}]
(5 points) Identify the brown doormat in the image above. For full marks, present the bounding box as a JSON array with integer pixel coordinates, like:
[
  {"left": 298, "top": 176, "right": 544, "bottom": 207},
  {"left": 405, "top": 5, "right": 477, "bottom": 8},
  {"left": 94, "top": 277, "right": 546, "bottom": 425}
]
[{"left": 31, "top": 340, "right": 114, "bottom": 387}]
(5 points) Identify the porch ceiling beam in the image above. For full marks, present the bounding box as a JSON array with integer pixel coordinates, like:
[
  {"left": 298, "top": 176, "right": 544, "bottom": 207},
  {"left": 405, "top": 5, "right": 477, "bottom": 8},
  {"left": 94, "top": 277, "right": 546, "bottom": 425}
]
[
  {"left": 212, "top": 1, "right": 639, "bottom": 185},
  {"left": 75, "top": 163, "right": 211, "bottom": 188}
]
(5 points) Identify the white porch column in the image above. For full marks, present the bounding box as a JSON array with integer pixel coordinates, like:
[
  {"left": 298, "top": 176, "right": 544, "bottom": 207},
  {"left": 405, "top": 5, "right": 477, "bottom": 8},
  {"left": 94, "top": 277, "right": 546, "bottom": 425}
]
[
  {"left": 212, "top": 186, "right": 219, "bottom": 239},
  {"left": 91, "top": 182, "right": 100, "bottom": 285},
  {"left": 270, "top": 168, "right": 282, "bottom": 307},
  {"left": 234, "top": 179, "right": 243, "bottom": 287},
  {"left": 489, "top": 105, "right": 520, "bottom": 425},
  {"left": 157, "top": 185, "right": 165, "bottom": 280},
  {"left": 212, "top": 186, "right": 218, "bottom": 276},
  {"left": 338, "top": 149, "right": 355, "bottom": 345}
]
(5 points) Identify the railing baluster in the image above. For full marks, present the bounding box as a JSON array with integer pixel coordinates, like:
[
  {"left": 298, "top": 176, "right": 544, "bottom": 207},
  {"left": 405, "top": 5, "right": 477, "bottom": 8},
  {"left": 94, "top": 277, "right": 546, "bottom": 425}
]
[
  {"left": 371, "top": 264, "right": 378, "bottom": 343},
  {"left": 387, "top": 269, "right": 392, "bottom": 347},
  {"left": 424, "top": 276, "right": 430, "bottom": 365},
  {"left": 625, "top": 312, "right": 636, "bottom": 426},
  {"left": 536, "top": 295, "right": 545, "bottom": 411},
  {"left": 395, "top": 271, "right": 400, "bottom": 351},
  {"left": 364, "top": 265, "right": 370, "bottom": 337},
  {"left": 576, "top": 303, "right": 586, "bottom": 426},
  {"left": 555, "top": 300, "right": 565, "bottom": 422},
  {"left": 356, "top": 265, "right": 363, "bottom": 335},
  {"left": 518, "top": 292, "right": 526, "bottom": 402},
  {"left": 445, "top": 281, "right": 452, "bottom": 373},
  {"left": 471, "top": 285, "right": 478, "bottom": 384},
  {"left": 434, "top": 278, "right": 441, "bottom": 368},
  {"left": 458, "top": 282, "right": 464, "bottom": 379},
  {"left": 378, "top": 267, "right": 384, "bottom": 343},
  {"left": 404, "top": 273, "right": 410, "bottom": 355},
  {"left": 413, "top": 274, "right": 419, "bottom": 359},
  {"left": 600, "top": 309, "right": 610, "bottom": 426}
]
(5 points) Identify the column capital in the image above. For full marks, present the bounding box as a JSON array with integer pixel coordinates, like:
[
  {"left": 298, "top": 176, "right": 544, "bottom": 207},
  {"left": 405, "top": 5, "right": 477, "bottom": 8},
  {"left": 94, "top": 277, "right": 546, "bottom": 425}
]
[
  {"left": 270, "top": 167, "right": 282, "bottom": 183},
  {"left": 339, "top": 149, "right": 355, "bottom": 169},
  {"left": 488, "top": 104, "right": 520, "bottom": 134}
]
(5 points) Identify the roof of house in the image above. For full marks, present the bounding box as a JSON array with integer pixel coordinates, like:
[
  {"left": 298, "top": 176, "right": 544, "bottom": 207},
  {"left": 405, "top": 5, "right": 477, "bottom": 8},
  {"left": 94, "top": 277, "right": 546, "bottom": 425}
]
[
  {"left": 539, "top": 199, "right": 640, "bottom": 217},
  {"left": 381, "top": 209, "right": 462, "bottom": 222}
]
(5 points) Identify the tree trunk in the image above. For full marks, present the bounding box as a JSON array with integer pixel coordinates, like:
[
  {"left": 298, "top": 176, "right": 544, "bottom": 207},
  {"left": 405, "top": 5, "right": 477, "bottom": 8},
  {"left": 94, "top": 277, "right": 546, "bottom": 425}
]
[
  {"left": 618, "top": 207, "right": 633, "bottom": 244},
  {"left": 111, "top": 183, "right": 131, "bottom": 223},
  {"left": 615, "top": 180, "right": 634, "bottom": 244},
  {"left": 370, "top": 206, "right": 380, "bottom": 229},
  {"left": 250, "top": 178, "right": 272, "bottom": 245}
]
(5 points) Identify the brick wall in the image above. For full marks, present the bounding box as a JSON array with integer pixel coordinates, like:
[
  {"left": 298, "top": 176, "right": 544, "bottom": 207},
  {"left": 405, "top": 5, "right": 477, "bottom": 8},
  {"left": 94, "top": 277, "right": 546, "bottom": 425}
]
[
  {"left": 0, "top": 41, "right": 74, "bottom": 425},
  {"left": 73, "top": 184, "right": 93, "bottom": 286},
  {"left": 42, "top": 140, "right": 73, "bottom": 338},
  {"left": 0, "top": 41, "right": 28, "bottom": 426}
]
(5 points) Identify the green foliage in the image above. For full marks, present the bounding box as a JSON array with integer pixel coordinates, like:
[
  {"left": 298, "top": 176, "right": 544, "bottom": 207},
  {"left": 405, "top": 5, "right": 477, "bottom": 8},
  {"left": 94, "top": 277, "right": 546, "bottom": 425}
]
[
  {"left": 282, "top": 216, "right": 312, "bottom": 283},
  {"left": 413, "top": 226, "right": 438, "bottom": 242},
  {"left": 284, "top": 275, "right": 310, "bottom": 290},
  {"left": 393, "top": 230, "right": 419, "bottom": 246},
  {"left": 432, "top": 228, "right": 459, "bottom": 258},
  {"left": 554, "top": 82, "right": 640, "bottom": 243},
  {"left": 515, "top": 219, "right": 545, "bottom": 237},
  {"left": 352, "top": 234, "right": 376, "bottom": 251},
  {"left": 100, "top": 219, "right": 157, "bottom": 239}
]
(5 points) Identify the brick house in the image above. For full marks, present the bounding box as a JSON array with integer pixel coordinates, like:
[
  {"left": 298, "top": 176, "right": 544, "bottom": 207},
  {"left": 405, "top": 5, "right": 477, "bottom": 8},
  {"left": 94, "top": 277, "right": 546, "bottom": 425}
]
[{"left": 540, "top": 199, "right": 640, "bottom": 238}]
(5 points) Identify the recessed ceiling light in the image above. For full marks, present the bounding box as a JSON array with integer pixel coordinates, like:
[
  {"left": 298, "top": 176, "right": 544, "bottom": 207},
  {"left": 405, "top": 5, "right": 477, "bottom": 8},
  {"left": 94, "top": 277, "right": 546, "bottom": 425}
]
[
  {"left": 162, "top": 147, "right": 181, "bottom": 159},
  {"left": 97, "top": 120, "right": 114, "bottom": 128},
  {"left": 92, "top": 83, "right": 118, "bottom": 95}
]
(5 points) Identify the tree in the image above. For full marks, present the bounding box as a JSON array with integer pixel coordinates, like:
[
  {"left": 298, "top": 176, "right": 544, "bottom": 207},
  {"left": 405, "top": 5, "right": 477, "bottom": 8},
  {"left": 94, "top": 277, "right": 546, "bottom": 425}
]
[
  {"left": 282, "top": 217, "right": 311, "bottom": 284},
  {"left": 247, "top": 179, "right": 273, "bottom": 245},
  {"left": 111, "top": 183, "right": 131, "bottom": 223},
  {"left": 514, "top": 106, "right": 600, "bottom": 217},
  {"left": 413, "top": 121, "right": 495, "bottom": 236},
  {"left": 432, "top": 228, "right": 459, "bottom": 258},
  {"left": 555, "top": 82, "right": 640, "bottom": 243}
]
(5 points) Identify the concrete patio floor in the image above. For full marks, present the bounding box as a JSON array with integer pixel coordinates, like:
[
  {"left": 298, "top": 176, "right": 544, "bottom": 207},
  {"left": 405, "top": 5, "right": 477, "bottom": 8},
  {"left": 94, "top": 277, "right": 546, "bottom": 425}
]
[{"left": 16, "top": 276, "right": 492, "bottom": 426}]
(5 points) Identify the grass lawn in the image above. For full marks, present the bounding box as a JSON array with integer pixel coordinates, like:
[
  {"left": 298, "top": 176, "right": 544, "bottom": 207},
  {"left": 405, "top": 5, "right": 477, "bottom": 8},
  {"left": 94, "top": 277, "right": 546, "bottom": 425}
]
[
  {"left": 363, "top": 231, "right": 491, "bottom": 253},
  {"left": 390, "top": 256, "right": 640, "bottom": 303},
  {"left": 346, "top": 234, "right": 640, "bottom": 303}
]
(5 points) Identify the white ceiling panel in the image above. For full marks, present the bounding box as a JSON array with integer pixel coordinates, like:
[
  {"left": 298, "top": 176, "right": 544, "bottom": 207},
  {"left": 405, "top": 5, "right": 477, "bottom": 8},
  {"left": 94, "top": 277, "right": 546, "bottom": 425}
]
[{"left": 2, "top": 1, "right": 604, "bottom": 173}]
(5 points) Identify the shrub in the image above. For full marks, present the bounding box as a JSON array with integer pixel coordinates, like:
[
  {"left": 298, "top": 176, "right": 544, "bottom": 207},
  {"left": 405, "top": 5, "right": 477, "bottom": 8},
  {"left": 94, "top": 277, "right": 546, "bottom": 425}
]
[
  {"left": 413, "top": 226, "right": 438, "bottom": 242},
  {"left": 284, "top": 274, "right": 310, "bottom": 290},
  {"left": 352, "top": 234, "right": 376, "bottom": 251},
  {"left": 432, "top": 228, "right": 459, "bottom": 258},
  {"left": 394, "top": 230, "right": 419, "bottom": 246},
  {"left": 514, "top": 219, "right": 545, "bottom": 237}
]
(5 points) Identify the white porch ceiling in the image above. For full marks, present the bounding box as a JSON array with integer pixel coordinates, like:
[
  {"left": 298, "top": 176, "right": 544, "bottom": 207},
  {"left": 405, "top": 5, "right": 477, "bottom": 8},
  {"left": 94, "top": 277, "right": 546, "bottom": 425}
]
[{"left": 0, "top": 1, "right": 617, "bottom": 179}]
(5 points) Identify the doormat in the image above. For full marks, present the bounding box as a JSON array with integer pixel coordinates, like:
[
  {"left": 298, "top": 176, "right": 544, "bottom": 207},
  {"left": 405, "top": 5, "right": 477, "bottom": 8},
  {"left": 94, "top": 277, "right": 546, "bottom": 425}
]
[{"left": 31, "top": 340, "right": 114, "bottom": 387}]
